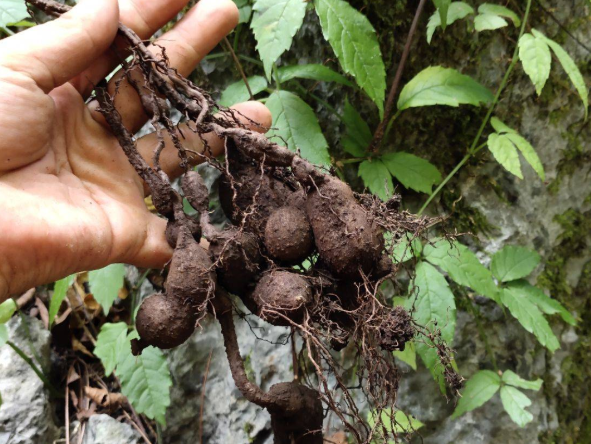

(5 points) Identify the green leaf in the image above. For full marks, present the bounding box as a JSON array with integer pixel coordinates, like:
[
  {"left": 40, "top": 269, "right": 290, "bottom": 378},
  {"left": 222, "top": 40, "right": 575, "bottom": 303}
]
[
  {"left": 359, "top": 159, "right": 393, "bottom": 201},
  {"left": 232, "top": 0, "right": 253, "bottom": 23},
  {"left": 342, "top": 98, "right": 371, "bottom": 157},
  {"left": 276, "top": 64, "right": 353, "bottom": 86},
  {"left": 411, "top": 261, "right": 456, "bottom": 390},
  {"left": 0, "top": 298, "right": 17, "bottom": 324},
  {"left": 88, "top": 264, "right": 126, "bottom": 315},
  {"left": 393, "top": 341, "right": 417, "bottom": 370},
  {"left": 426, "top": 2, "right": 474, "bottom": 44},
  {"left": 117, "top": 336, "right": 172, "bottom": 426},
  {"left": 490, "top": 116, "right": 516, "bottom": 134},
  {"left": 391, "top": 233, "right": 423, "bottom": 263},
  {"left": 505, "top": 280, "right": 576, "bottom": 326},
  {"left": 251, "top": 0, "right": 307, "bottom": 78},
  {"left": 381, "top": 152, "right": 442, "bottom": 194},
  {"left": 397, "top": 66, "right": 493, "bottom": 111},
  {"left": 505, "top": 132, "right": 545, "bottom": 180},
  {"left": 367, "top": 408, "right": 424, "bottom": 435},
  {"left": 532, "top": 29, "right": 589, "bottom": 119},
  {"left": 94, "top": 322, "right": 130, "bottom": 377},
  {"left": 502, "top": 370, "right": 543, "bottom": 391},
  {"left": 474, "top": 13, "right": 508, "bottom": 32},
  {"left": 518, "top": 33, "right": 551, "bottom": 95},
  {"left": 423, "top": 239, "right": 500, "bottom": 302},
  {"left": 0, "top": 0, "right": 29, "bottom": 29},
  {"left": 488, "top": 118, "right": 545, "bottom": 180},
  {"left": 266, "top": 90, "right": 330, "bottom": 165},
  {"left": 500, "top": 386, "right": 534, "bottom": 427},
  {"left": 6, "top": 19, "right": 35, "bottom": 27},
  {"left": 490, "top": 246, "right": 540, "bottom": 282},
  {"left": 49, "top": 275, "right": 74, "bottom": 327},
  {"left": 0, "top": 324, "right": 8, "bottom": 347},
  {"left": 219, "top": 76, "right": 268, "bottom": 107},
  {"left": 500, "top": 287, "right": 560, "bottom": 351},
  {"left": 451, "top": 370, "right": 501, "bottom": 418},
  {"left": 478, "top": 3, "right": 520, "bottom": 26},
  {"left": 433, "top": 0, "right": 452, "bottom": 29},
  {"left": 315, "top": 0, "right": 386, "bottom": 115},
  {"left": 487, "top": 133, "right": 523, "bottom": 179}
]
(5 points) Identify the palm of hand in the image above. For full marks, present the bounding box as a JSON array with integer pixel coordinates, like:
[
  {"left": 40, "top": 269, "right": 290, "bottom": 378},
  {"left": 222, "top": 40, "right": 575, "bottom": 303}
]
[
  {"left": 0, "top": 0, "right": 271, "bottom": 299},
  {"left": 0, "top": 72, "right": 169, "bottom": 296}
]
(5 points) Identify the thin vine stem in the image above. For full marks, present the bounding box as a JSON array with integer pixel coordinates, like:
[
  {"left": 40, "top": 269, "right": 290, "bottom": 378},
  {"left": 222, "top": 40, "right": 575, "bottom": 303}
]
[
  {"left": 417, "top": 0, "right": 533, "bottom": 216},
  {"left": 369, "top": 0, "right": 428, "bottom": 153},
  {"left": 6, "top": 340, "right": 62, "bottom": 398}
]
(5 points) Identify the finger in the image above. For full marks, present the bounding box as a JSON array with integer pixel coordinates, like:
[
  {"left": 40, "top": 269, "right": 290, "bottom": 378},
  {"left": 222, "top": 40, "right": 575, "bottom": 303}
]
[
  {"left": 72, "top": 0, "right": 191, "bottom": 98},
  {"left": 121, "top": 213, "right": 173, "bottom": 269},
  {"left": 136, "top": 101, "right": 272, "bottom": 187},
  {"left": 89, "top": 0, "right": 239, "bottom": 133},
  {"left": 0, "top": 0, "right": 119, "bottom": 93}
]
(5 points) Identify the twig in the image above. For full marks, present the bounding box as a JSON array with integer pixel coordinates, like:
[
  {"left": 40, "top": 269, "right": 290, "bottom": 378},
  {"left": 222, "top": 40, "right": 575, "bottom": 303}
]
[
  {"left": 65, "top": 383, "right": 70, "bottom": 444},
  {"left": 222, "top": 37, "right": 253, "bottom": 100},
  {"left": 368, "top": 0, "right": 428, "bottom": 153},
  {"left": 123, "top": 410, "right": 153, "bottom": 444},
  {"left": 533, "top": 0, "right": 591, "bottom": 54},
  {"left": 198, "top": 348, "right": 214, "bottom": 444},
  {"left": 16, "top": 288, "right": 35, "bottom": 308}
]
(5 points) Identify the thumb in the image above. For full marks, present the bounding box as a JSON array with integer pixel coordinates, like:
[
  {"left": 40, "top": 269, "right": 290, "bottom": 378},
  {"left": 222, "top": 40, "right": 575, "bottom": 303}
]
[{"left": 0, "top": 0, "right": 119, "bottom": 93}]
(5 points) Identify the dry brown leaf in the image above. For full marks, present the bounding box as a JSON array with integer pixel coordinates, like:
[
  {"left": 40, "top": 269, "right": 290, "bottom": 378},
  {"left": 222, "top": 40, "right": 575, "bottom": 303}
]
[
  {"left": 82, "top": 293, "right": 102, "bottom": 319},
  {"left": 84, "top": 387, "right": 126, "bottom": 409},
  {"left": 326, "top": 431, "right": 348, "bottom": 444},
  {"left": 72, "top": 338, "right": 94, "bottom": 358},
  {"left": 118, "top": 286, "right": 129, "bottom": 300},
  {"left": 67, "top": 366, "right": 81, "bottom": 385}
]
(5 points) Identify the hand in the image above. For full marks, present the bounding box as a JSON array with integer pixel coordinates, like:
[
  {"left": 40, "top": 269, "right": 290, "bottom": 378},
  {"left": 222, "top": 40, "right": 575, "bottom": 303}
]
[{"left": 0, "top": 0, "right": 271, "bottom": 301}]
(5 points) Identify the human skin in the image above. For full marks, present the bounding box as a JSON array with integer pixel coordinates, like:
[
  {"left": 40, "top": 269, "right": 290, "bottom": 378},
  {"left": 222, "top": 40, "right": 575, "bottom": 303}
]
[{"left": 0, "top": 0, "right": 271, "bottom": 302}]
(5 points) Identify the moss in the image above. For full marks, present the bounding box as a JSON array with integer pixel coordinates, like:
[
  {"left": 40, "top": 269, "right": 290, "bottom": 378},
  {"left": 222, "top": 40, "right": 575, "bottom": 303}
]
[
  {"left": 538, "top": 207, "right": 591, "bottom": 443},
  {"left": 244, "top": 422, "right": 255, "bottom": 443},
  {"left": 548, "top": 135, "right": 591, "bottom": 194},
  {"left": 243, "top": 353, "right": 256, "bottom": 383},
  {"left": 439, "top": 187, "right": 496, "bottom": 236}
]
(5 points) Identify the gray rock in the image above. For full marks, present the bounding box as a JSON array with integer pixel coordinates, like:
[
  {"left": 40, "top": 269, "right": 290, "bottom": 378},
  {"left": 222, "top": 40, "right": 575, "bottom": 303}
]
[
  {"left": 79, "top": 415, "right": 140, "bottom": 444},
  {"left": 164, "top": 305, "right": 294, "bottom": 444},
  {"left": 0, "top": 316, "right": 59, "bottom": 444}
]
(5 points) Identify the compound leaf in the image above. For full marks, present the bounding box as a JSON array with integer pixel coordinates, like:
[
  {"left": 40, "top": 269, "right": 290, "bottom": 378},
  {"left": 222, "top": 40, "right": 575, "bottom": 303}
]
[
  {"left": 381, "top": 152, "right": 442, "bottom": 194},
  {"left": 490, "top": 246, "right": 540, "bottom": 282},
  {"left": 252, "top": 0, "right": 307, "bottom": 78},
  {"left": 518, "top": 33, "right": 551, "bottom": 95},
  {"left": 398, "top": 66, "right": 493, "bottom": 110},
  {"left": 452, "top": 370, "right": 501, "bottom": 418},
  {"left": 266, "top": 90, "right": 331, "bottom": 165},
  {"left": 315, "top": 0, "right": 386, "bottom": 114},
  {"left": 358, "top": 159, "right": 394, "bottom": 201},
  {"left": 88, "top": 264, "right": 126, "bottom": 315}
]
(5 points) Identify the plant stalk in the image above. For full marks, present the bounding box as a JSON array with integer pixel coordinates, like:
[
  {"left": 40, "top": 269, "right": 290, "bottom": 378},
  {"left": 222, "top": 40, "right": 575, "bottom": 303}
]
[{"left": 368, "top": 0, "right": 428, "bottom": 153}]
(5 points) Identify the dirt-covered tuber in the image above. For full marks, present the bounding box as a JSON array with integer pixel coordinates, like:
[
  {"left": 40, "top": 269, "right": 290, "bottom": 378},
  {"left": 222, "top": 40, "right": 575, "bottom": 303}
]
[
  {"left": 264, "top": 206, "right": 314, "bottom": 263},
  {"left": 251, "top": 271, "right": 312, "bottom": 326},
  {"left": 305, "top": 176, "right": 384, "bottom": 279},
  {"left": 135, "top": 293, "right": 197, "bottom": 349},
  {"left": 166, "top": 227, "right": 215, "bottom": 307}
]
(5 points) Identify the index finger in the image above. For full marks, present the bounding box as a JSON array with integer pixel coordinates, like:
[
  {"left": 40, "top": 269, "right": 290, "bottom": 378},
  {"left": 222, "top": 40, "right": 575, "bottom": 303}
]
[{"left": 0, "top": 0, "right": 119, "bottom": 93}]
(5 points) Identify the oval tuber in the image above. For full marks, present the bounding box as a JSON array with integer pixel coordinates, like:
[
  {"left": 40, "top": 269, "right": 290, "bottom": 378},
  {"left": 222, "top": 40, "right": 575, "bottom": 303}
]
[
  {"left": 264, "top": 206, "right": 314, "bottom": 263},
  {"left": 251, "top": 271, "right": 312, "bottom": 326},
  {"left": 135, "top": 293, "right": 197, "bottom": 349}
]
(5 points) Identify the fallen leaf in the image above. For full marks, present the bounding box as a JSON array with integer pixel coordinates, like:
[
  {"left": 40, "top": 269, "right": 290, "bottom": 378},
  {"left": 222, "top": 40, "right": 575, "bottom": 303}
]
[{"left": 84, "top": 386, "right": 126, "bottom": 409}]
